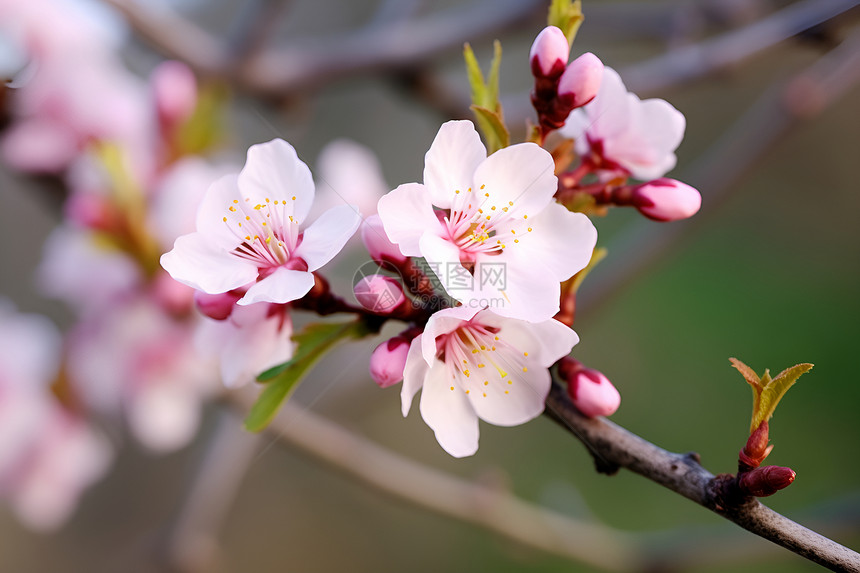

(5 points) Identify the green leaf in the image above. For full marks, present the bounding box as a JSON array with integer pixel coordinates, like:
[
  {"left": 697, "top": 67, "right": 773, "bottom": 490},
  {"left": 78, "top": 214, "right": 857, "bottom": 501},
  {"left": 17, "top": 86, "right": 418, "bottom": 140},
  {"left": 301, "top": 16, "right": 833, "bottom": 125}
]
[
  {"left": 729, "top": 357, "right": 762, "bottom": 392},
  {"left": 569, "top": 246, "right": 607, "bottom": 294},
  {"left": 548, "top": 0, "right": 584, "bottom": 47},
  {"left": 244, "top": 320, "right": 370, "bottom": 432},
  {"left": 486, "top": 40, "right": 503, "bottom": 109},
  {"left": 173, "top": 83, "right": 227, "bottom": 157},
  {"left": 752, "top": 363, "right": 813, "bottom": 432},
  {"left": 463, "top": 41, "right": 509, "bottom": 153},
  {"left": 470, "top": 105, "right": 509, "bottom": 154},
  {"left": 463, "top": 43, "right": 487, "bottom": 108}
]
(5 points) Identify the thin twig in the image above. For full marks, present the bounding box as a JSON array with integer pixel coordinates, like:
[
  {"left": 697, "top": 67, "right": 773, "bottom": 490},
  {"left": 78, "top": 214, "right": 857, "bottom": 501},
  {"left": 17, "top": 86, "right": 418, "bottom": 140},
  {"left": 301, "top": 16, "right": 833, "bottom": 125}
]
[
  {"left": 227, "top": 386, "right": 641, "bottom": 572},
  {"left": 165, "top": 408, "right": 263, "bottom": 573},
  {"left": 101, "top": 0, "right": 543, "bottom": 97},
  {"left": 544, "top": 382, "right": 860, "bottom": 572}
]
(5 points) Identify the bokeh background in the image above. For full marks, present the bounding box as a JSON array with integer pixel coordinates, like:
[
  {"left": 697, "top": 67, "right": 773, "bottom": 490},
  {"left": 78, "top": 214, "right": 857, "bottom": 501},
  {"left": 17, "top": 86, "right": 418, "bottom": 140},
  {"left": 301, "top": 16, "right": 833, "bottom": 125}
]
[{"left": 1, "top": 0, "right": 859, "bottom": 571}]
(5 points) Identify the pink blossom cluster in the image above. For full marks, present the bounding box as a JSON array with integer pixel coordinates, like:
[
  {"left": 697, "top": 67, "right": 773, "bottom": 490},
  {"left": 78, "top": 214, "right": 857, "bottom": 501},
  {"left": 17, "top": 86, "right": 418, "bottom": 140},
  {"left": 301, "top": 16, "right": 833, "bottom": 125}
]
[{"left": 0, "top": 6, "right": 705, "bottom": 531}]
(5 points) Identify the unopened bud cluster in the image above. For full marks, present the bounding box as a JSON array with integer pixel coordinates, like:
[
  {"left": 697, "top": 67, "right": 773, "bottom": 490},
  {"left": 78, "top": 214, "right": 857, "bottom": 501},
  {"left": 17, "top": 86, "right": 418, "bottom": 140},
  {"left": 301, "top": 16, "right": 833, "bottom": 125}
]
[{"left": 530, "top": 26, "right": 603, "bottom": 136}]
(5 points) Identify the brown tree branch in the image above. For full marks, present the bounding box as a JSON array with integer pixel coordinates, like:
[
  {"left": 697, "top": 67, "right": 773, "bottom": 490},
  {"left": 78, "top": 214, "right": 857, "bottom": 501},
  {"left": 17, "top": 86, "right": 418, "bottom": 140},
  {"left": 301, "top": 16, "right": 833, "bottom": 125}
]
[
  {"left": 544, "top": 382, "right": 860, "bottom": 572},
  {"left": 100, "top": 0, "right": 543, "bottom": 97},
  {"left": 620, "top": 0, "right": 860, "bottom": 97},
  {"left": 227, "top": 387, "right": 641, "bottom": 572}
]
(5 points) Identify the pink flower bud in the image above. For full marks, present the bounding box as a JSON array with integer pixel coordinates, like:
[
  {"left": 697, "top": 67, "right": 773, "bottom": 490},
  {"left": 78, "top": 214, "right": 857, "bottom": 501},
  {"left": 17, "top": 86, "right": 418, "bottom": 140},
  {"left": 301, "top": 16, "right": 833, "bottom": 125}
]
[
  {"left": 361, "top": 214, "right": 407, "bottom": 264},
  {"left": 632, "top": 178, "right": 702, "bottom": 222},
  {"left": 151, "top": 60, "right": 197, "bottom": 131},
  {"left": 369, "top": 337, "right": 411, "bottom": 388},
  {"left": 558, "top": 52, "right": 603, "bottom": 109},
  {"left": 354, "top": 274, "right": 405, "bottom": 313},
  {"left": 564, "top": 360, "right": 621, "bottom": 418},
  {"left": 530, "top": 26, "right": 570, "bottom": 78},
  {"left": 194, "top": 290, "right": 240, "bottom": 321}
]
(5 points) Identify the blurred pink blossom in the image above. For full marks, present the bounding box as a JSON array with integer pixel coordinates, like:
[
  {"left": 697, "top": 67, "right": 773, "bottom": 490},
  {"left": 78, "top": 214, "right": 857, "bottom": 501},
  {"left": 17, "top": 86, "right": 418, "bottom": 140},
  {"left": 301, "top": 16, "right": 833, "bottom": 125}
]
[{"left": 561, "top": 67, "right": 686, "bottom": 180}]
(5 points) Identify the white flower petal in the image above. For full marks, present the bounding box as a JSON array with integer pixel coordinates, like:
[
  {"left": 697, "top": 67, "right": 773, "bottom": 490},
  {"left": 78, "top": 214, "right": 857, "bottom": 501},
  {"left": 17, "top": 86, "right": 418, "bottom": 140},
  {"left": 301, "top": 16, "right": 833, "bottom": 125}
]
[
  {"left": 295, "top": 204, "right": 361, "bottom": 272},
  {"left": 468, "top": 364, "right": 550, "bottom": 427},
  {"left": 401, "top": 337, "right": 428, "bottom": 416},
  {"left": 419, "top": 305, "right": 480, "bottom": 365},
  {"left": 417, "top": 233, "right": 467, "bottom": 306},
  {"left": 419, "top": 359, "right": 480, "bottom": 457},
  {"left": 472, "top": 142, "right": 557, "bottom": 219},
  {"left": 377, "top": 183, "right": 441, "bottom": 257},
  {"left": 474, "top": 257, "right": 560, "bottom": 322},
  {"left": 423, "top": 120, "right": 487, "bottom": 208},
  {"left": 161, "top": 233, "right": 257, "bottom": 294},
  {"left": 238, "top": 267, "right": 315, "bottom": 305},
  {"left": 238, "top": 139, "right": 315, "bottom": 224},
  {"left": 501, "top": 203, "right": 597, "bottom": 282}
]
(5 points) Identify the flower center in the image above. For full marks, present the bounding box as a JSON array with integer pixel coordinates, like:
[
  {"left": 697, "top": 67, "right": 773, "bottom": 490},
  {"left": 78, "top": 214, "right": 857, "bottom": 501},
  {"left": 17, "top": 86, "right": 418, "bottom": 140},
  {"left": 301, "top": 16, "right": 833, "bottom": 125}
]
[
  {"left": 221, "top": 196, "right": 300, "bottom": 269},
  {"left": 442, "top": 184, "right": 534, "bottom": 257},
  {"left": 439, "top": 321, "right": 531, "bottom": 398}
]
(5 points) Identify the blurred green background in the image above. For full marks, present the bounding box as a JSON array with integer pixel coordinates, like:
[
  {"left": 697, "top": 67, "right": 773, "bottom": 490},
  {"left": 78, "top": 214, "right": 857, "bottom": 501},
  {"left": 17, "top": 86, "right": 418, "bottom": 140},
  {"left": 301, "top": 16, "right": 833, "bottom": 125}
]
[{"left": 1, "top": 0, "right": 859, "bottom": 571}]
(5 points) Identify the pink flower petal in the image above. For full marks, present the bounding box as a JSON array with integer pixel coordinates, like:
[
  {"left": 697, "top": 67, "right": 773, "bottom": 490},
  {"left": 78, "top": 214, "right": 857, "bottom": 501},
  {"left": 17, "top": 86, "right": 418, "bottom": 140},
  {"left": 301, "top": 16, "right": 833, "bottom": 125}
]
[
  {"left": 377, "top": 182, "right": 441, "bottom": 257},
  {"left": 423, "top": 120, "right": 487, "bottom": 208},
  {"left": 295, "top": 204, "right": 361, "bottom": 272}
]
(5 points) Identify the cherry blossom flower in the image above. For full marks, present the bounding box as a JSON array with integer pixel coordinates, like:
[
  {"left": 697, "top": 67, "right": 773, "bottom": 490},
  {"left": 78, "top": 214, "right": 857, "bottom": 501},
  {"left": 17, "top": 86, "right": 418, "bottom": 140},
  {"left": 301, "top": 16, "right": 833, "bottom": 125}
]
[
  {"left": 5, "top": 406, "right": 111, "bottom": 531},
  {"left": 378, "top": 120, "right": 597, "bottom": 322},
  {"left": 314, "top": 138, "right": 388, "bottom": 220},
  {"left": 66, "top": 298, "right": 217, "bottom": 451},
  {"left": 161, "top": 139, "right": 362, "bottom": 306},
  {"left": 401, "top": 306, "right": 579, "bottom": 457},
  {"left": 193, "top": 302, "right": 294, "bottom": 388},
  {"left": 560, "top": 67, "right": 686, "bottom": 180}
]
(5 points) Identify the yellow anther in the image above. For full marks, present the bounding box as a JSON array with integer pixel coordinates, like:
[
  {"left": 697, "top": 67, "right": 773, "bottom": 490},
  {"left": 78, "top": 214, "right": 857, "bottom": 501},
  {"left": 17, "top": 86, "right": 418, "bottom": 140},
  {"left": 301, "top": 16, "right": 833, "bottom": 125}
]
[
  {"left": 455, "top": 190, "right": 460, "bottom": 194},
  {"left": 471, "top": 349, "right": 479, "bottom": 354},
  {"left": 478, "top": 363, "right": 485, "bottom": 368},
  {"left": 480, "top": 184, "right": 485, "bottom": 189},
  {"left": 450, "top": 386, "right": 455, "bottom": 391},
  {"left": 245, "top": 235, "right": 251, "bottom": 240},
  {"left": 245, "top": 216, "right": 250, "bottom": 221},
  {"left": 265, "top": 237, "right": 271, "bottom": 244},
  {"left": 483, "top": 381, "right": 489, "bottom": 386},
  {"left": 523, "top": 352, "right": 528, "bottom": 357},
  {"left": 522, "top": 367, "right": 528, "bottom": 372},
  {"left": 508, "top": 380, "right": 512, "bottom": 385},
  {"left": 464, "top": 370, "right": 471, "bottom": 377},
  {"left": 486, "top": 216, "right": 491, "bottom": 221},
  {"left": 484, "top": 193, "right": 489, "bottom": 197},
  {"left": 265, "top": 198, "right": 270, "bottom": 203},
  {"left": 482, "top": 392, "right": 487, "bottom": 397},
  {"left": 222, "top": 217, "right": 227, "bottom": 222},
  {"left": 523, "top": 214, "right": 528, "bottom": 219},
  {"left": 232, "top": 200, "right": 238, "bottom": 204},
  {"left": 229, "top": 206, "right": 236, "bottom": 212},
  {"left": 291, "top": 196, "right": 296, "bottom": 200},
  {"left": 254, "top": 204, "right": 262, "bottom": 210},
  {"left": 528, "top": 227, "right": 533, "bottom": 232},
  {"left": 502, "top": 207, "right": 509, "bottom": 212},
  {"left": 511, "top": 229, "right": 516, "bottom": 234},
  {"left": 466, "top": 390, "right": 471, "bottom": 394},
  {"left": 491, "top": 206, "right": 496, "bottom": 210},
  {"left": 514, "top": 239, "right": 519, "bottom": 243},
  {"left": 505, "top": 390, "right": 509, "bottom": 395}
]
